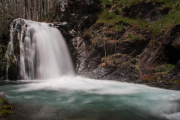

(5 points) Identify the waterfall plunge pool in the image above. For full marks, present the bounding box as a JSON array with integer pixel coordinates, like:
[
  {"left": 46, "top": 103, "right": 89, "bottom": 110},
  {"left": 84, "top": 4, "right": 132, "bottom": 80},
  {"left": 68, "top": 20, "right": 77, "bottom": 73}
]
[
  {"left": 2, "top": 18, "right": 180, "bottom": 120},
  {"left": 1, "top": 76, "right": 180, "bottom": 120}
]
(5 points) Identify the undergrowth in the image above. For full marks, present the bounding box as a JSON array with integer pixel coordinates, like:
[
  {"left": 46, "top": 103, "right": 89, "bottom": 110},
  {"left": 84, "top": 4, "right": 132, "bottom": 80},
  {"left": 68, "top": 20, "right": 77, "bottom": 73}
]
[{"left": 94, "top": 0, "right": 180, "bottom": 38}]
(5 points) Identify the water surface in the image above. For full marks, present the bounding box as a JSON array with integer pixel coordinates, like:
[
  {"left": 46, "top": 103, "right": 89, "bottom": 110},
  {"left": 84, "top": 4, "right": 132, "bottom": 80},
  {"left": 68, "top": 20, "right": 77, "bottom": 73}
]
[{"left": 1, "top": 76, "right": 180, "bottom": 120}]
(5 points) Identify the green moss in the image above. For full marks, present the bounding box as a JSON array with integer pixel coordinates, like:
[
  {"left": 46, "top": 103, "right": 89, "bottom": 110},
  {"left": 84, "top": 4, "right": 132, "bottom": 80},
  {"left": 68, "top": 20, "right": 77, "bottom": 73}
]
[
  {"left": 100, "top": 0, "right": 180, "bottom": 8},
  {"left": 110, "top": 23, "right": 125, "bottom": 31},
  {"left": 156, "top": 77, "right": 162, "bottom": 81},
  {"left": 127, "top": 33, "right": 140, "bottom": 42},
  {"left": 84, "top": 0, "right": 180, "bottom": 52},
  {"left": 118, "top": 39, "right": 123, "bottom": 42},
  {"left": 127, "top": 33, "right": 134, "bottom": 38},
  {"left": 1, "top": 105, "right": 13, "bottom": 110},
  {"left": 171, "top": 80, "right": 180, "bottom": 83},
  {"left": 0, "top": 97, "right": 13, "bottom": 117},
  {"left": 0, "top": 109, "right": 13, "bottom": 117},
  {"left": 96, "top": 0, "right": 180, "bottom": 39},
  {"left": 129, "top": 56, "right": 138, "bottom": 61},
  {"left": 157, "top": 64, "right": 175, "bottom": 73},
  {"left": 150, "top": 7, "right": 180, "bottom": 37}
]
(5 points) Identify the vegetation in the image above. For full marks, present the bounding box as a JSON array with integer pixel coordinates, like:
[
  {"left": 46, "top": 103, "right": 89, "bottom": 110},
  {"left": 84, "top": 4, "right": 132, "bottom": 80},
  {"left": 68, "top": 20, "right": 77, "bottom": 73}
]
[
  {"left": 127, "top": 33, "right": 140, "bottom": 42},
  {"left": 82, "top": 0, "right": 180, "bottom": 84},
  {"left": 0, "top": 92, "right": 13, "bottom": 118},
  {"left": 91, "top": 0, "right": 180, "bottom": 38},
  {"left": 0, "top": 0, "right": 179, "bottom": 87},
  {"left": 170, "top": 80, "right": 180, "bottom": 84},
  {"left": 157, "top": 64, "right": 175, "bottom": 73}
]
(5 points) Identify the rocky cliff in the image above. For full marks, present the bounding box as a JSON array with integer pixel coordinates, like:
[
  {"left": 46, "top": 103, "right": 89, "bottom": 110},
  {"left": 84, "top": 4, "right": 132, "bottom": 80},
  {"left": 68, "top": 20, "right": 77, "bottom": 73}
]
[
  {"left": 49, "top": 0, "right": 180, "bottom": 90},
  {"left": 1, "top": 0, "right": 180, "bottom": 90}
]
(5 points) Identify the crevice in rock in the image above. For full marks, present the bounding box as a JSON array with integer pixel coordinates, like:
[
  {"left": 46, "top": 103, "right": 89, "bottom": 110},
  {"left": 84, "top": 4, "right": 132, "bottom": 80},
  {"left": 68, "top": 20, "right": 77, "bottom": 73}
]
[{"left": 163, "top": 45, "right": 180, "bottom": 65}]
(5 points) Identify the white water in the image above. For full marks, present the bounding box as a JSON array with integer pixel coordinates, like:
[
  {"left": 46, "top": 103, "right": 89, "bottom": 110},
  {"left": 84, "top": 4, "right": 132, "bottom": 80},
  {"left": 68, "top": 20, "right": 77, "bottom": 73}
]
[
  {"left": 2, "top": 19, "right": 180, "bottom": 120},
  {"left": 6, "top": 18, "right": 74, "bottom": 79},
  {"left": 1, "top": 77, "right": 180, "bottom": 120}
]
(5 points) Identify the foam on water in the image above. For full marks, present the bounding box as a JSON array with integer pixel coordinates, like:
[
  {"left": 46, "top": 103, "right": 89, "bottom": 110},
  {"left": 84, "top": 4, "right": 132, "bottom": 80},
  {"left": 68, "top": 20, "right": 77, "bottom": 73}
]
[
  {"left": 161, "top": 112, "right": 180, "bottom": 120},
  {"left": 1, "top": 77, "right": 180, "bottom": 120},
  {"left": 3, "top": 18, "right": 180, "bottom": 120}
]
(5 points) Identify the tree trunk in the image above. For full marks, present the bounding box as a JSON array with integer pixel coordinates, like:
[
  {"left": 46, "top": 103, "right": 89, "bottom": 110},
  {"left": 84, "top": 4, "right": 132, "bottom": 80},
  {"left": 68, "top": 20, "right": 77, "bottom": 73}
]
[
  {"left": 0, "top": 0, "right": 6, "bottom": 43},
  {"left": 24, "top": 0, "right": 27, "bottom": 19},
  {"left": 15, "top": 0, "right": 18, "bottom": 17},
  {"left": 42, "top": 0, "right": 44, "bottom": 16},
  {"left": 30, "top": 0, "right": 34, "bottom": 20}
]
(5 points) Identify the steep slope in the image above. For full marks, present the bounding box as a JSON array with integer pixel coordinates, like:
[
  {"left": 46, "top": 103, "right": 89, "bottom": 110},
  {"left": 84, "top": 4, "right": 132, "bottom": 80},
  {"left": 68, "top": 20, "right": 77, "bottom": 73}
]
[
  {"left": 47, "top": 0, "right": 180, "bottom": 89},
  {"left": 2, "top": 0, "right": 180, "bottom": 89}
]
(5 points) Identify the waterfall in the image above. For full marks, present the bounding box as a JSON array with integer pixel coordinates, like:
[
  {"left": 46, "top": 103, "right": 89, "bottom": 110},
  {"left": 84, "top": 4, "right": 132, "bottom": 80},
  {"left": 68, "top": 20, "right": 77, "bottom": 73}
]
[{"left": 6, "top": 18, "right": 75, "bottom": 80}]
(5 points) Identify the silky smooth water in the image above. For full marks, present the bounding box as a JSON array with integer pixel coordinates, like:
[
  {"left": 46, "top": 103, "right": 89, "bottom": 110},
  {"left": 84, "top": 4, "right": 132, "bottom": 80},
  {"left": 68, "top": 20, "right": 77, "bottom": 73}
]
[
  {"left": 6, "top": 18, "right": 74, "bottom": 80},
  {"left": 2, "top": 19, "right": 180, "bottom": 120},
  {"left": 1, "top": 77, "right": 180, "bottom": 120}
]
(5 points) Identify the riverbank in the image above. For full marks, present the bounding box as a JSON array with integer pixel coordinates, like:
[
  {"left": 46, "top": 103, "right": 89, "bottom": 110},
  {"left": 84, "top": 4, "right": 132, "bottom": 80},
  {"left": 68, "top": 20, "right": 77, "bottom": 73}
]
[
  {"left": 1, "top": 103, "right": 47, "bottom": 120},
  {"left": 129, "top": 80, "right": 180, "bottom": 91}
]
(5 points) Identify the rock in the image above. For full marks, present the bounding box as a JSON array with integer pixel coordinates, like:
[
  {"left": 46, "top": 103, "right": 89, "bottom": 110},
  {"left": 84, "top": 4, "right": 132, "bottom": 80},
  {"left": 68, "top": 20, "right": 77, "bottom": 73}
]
[
  {"left": 52, "top": 0, "right": 180, "bottom": 90},
  {"left": 166, "top": 61, "right": 180, "bottom": 81}
]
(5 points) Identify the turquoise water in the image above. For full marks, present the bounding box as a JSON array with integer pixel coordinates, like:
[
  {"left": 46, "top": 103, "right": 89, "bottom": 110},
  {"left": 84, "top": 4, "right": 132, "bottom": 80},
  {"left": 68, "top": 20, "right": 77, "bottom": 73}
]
[{"left": 1, "top": 76, "right": 180, "bottom": 120}]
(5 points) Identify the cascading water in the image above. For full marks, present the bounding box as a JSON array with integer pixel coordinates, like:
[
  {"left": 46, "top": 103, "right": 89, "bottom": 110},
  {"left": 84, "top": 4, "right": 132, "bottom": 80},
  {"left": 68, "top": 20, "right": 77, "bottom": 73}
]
[
  {"left": 2, "top": 18, "right": 180, "bottom": 120},
  {"left": 6, "top": 18, "right": 75, "bottom": 80}
]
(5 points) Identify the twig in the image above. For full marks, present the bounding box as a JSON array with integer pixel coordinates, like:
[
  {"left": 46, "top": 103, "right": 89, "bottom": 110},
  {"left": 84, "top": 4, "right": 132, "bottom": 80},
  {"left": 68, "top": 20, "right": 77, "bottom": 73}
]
[{"left": 0, "top": 91, "right": 9, "bottom": 98}]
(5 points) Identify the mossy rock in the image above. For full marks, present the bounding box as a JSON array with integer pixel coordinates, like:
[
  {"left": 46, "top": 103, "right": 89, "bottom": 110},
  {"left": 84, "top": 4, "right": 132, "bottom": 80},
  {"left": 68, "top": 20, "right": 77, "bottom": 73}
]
[
  {"left": 0, "top": 98, "right": 6, "bottom": 106},
  {"left": 0, "top": 109, "right": 13, "bottom": 117},
  {"left": 0, "top": 98, "right": 13, "bottom": 117},
  {"left": 1, "top": 105, "right": 13, "bottom": 110},
  {"left": 171, "top": 80, "right": 180, "bottom": 84}
]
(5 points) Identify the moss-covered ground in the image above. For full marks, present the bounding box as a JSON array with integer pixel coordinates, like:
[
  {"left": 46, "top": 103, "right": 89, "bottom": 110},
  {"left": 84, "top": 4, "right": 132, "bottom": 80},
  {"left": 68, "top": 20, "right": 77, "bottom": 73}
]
[{"left": 0, "top": 97, "right": 13, "bottom": 118}]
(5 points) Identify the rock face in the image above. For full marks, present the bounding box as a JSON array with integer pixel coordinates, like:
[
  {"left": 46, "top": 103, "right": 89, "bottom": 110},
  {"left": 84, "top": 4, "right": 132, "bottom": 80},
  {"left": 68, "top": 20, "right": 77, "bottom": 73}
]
[
  {"left": 166, "top": 61, "right": 180, "bottom": 80},
  {"left": 123, "top": 2, "right": 169, "bottom": 22},
  {"left": 2, "top": 0, "right": 180, "bottom": 89},
  {"left": 50, "top": 0, "right": 180, "bottom": 90}
]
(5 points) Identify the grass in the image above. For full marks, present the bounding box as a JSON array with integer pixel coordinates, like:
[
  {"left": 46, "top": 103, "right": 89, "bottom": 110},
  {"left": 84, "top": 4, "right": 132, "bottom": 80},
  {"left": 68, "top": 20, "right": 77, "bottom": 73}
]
[
  {"left": 95, "top": 0, "right": 180, "bottom": 38},
  {"left": 150, "top": 6, "right": 180, "bottom": 36},
  {"left": 100, "top": 0, "right": 144, "bottom": 8},
  {"left": 83, "top": 0, "right": 180, "bottom": 55},
  {"left": 100, "top": 0, "right": 180, "bottom": 8},
  {"left": 127, "top": 33, "right": 140, "bottom": 42},
  {"left": 98, "top": 9, "right": 180, "bottom": 37},
  {"left": 109, "top": 23, "right": 125, "bottom": 31},
  {"left": 97, "top": 9, "right": 149, "bottom": 30}
]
